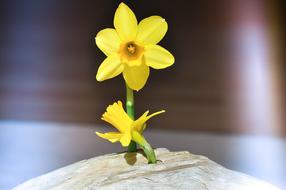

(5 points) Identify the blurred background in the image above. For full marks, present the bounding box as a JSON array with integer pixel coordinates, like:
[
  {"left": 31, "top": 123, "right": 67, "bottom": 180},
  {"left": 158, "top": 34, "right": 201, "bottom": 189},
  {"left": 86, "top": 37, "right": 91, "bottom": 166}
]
[{"left": 0, "top": 0, "right": 285, "bottom": 189}]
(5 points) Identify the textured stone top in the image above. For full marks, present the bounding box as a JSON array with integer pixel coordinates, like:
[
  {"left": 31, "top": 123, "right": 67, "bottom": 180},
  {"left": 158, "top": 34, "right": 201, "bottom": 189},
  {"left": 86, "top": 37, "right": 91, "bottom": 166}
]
[{"left": 13, "top": 148, "right": 279, "bottom": 190}]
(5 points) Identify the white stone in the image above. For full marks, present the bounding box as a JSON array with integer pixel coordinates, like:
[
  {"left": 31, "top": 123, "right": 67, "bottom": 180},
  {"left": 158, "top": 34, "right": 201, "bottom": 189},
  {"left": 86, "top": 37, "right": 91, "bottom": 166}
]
[{"left": 13, "top": 148, "right": 279, "bottom": 190}]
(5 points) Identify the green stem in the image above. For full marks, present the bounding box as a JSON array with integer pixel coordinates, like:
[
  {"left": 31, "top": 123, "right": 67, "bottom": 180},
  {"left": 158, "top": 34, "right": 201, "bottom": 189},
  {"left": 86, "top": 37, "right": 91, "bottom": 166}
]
[
  {"left": 126, "top": 83, "right": 137, "bottom": 152},
  {"left": 131, "top": 130, "right": 157, "bottom": 164}
]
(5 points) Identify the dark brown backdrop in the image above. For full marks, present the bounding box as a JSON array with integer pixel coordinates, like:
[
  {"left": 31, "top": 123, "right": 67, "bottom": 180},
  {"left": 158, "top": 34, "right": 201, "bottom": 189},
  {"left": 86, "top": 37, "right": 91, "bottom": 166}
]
[{"left": 0, "top": 0, "right": 285, "bottom": 136}]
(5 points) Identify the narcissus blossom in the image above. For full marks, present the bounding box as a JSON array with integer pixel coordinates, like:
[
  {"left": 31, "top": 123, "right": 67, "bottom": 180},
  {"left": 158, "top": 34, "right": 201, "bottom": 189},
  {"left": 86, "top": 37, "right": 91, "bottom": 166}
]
[
  {"left": 96, "top": 101, "right": 165, "bottom": 147},
  {"left": 95, "top": 3, "right": 175, "bottom": 91}
]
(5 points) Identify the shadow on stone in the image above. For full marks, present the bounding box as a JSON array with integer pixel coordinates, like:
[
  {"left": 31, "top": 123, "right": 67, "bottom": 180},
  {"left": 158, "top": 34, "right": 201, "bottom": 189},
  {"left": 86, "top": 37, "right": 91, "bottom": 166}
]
[
  {"left": 124, "top": 152, "right": 137, "bottom": 165},
  {"left": 123, "top": 150, "right": 146, "bottom": 165}
]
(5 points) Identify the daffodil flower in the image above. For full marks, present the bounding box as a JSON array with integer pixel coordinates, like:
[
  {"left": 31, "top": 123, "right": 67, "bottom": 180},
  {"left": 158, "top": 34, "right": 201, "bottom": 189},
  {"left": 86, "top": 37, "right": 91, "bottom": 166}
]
[
  {"left": 95, "top": 2, "right": 175, "bottom": 91},
  {"left": 96, "top": 101, "right": 165, "bottom": 163}
]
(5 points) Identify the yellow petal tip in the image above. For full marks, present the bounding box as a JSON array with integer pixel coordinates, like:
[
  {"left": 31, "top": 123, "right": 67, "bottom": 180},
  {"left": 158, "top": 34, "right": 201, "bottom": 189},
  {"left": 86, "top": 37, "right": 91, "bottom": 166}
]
[
  {"left": 95, "top": 131, "right": 103, "bottom": 137},
  {"left": 119, "top": 2, "right": 127, "bottom": 6},
  {"left": 96, "top": 73, "right": 103, "bottom": 82}
]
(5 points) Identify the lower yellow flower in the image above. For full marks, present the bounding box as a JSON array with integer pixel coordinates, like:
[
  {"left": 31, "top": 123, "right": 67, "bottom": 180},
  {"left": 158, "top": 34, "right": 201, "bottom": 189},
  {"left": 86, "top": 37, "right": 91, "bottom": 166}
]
[{"left": 96, "top": 101, "right": 165, "bottom": 147}]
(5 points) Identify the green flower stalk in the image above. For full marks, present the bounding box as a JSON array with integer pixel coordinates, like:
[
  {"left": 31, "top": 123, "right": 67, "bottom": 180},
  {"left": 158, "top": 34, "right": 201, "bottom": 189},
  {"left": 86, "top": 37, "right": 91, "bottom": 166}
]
[{"left": 126, "top": 83, "right": 137, "bottom": 152}]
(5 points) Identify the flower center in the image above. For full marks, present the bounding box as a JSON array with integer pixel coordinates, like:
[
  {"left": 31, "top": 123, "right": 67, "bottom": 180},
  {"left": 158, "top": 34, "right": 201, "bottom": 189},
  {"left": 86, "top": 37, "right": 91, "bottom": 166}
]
[
  {"left": 119, "top": 41, "right": 144, "bottom": 62},
  {"left": 127, "top": 43, "right": 136, "bottom": 54}
]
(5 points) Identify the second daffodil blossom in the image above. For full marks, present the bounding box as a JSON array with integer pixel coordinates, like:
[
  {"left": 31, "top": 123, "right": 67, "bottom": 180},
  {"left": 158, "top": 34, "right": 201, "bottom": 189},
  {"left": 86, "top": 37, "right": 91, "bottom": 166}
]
[
  {"left": 96, "top": 101, "right": 165, "bottom": 163},
  {"left": 95, "top": 2, "right": 175, "bottom": 91}
]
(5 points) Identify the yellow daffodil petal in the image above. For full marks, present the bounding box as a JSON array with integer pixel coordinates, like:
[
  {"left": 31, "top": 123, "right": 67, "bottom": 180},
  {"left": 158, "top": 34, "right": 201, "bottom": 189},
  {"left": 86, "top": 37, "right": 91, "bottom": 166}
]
[
  {"left": 144, "top": 45, "right": 175, "bottom": 69},
  {"left": 102, "top": 101, "right": 133, "bottom": 133},
  {"left": 95, "top": 28, "right": 121, "bottom": 56},
  {"left": 123, "top": 63, "right": 150, "bottom": 91},
  {"left": 120, "top": 133, "right": 132, "bottom": 147},
  {"left": 132, "top": 111, "right": 149, "bottom": 133},
  {"left": 125, "top": 58, "right": 143, "bottom": 67},
  {"left": 95, "top": 132, "right": 122, "bottom": 143},
  {"left": 133, "top": 110, "right": 165, "bottom": 132},
  {"left": 136, "top": 16, "right": 168, "bottom": 45},
  {"left": 146, "top": 110, "right": 166, "bottom": 120},
  {"left": 114, "top": 3, "right": 137, "bottom": 41},
  {"left": 96, "top": 54, "right": 124, "bottom": 81}
]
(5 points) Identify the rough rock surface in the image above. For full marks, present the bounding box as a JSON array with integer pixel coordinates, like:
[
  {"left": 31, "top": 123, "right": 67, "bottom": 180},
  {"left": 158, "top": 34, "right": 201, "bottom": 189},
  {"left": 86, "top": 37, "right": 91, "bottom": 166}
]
[{"left": 13, "top": 148, "right": 279, "bottom": 190}]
